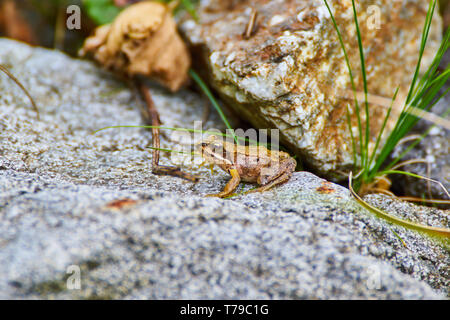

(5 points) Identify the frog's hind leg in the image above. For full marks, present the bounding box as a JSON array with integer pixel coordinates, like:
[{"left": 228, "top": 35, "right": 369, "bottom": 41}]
[
  {"left": 247, "top": 172, "right": 291, "bottom": 194},
  {"left": 138, "top": 81, "right": 199, "bottom": 182},
  {"left": 207, "top": 168, "right": 241, "bottom": 198}
]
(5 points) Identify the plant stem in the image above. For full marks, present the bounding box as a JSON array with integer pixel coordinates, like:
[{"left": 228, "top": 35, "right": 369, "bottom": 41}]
[{"left": 189, "top": 69, "right": 237, "bottom": 143}]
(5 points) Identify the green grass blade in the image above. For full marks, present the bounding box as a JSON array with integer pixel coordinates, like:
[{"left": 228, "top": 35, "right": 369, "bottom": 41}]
[
  {"left": 384, "top": 108, "right": 450, "bottom": 171},
  {"left": 351, "top": 0, "right": 370, "bottom": 172},
  {"left": 323, "top": 0, "right": 364, "bottom": 167},
  {"left": 93, "top": 125, "right": 268, "bottom": 147},
  {"left": 188, "top": 69, "right": 237, "bottom": 143},
  {"left": 369, "top": 1, "right": 448, "bottom": 178},
  {"left": 414, "top": 28, "right": 449, "bottom": 95},
  {"left": 405, "top": 0, "right": 437, "bottom": 104},
  {"left": 181, "top": 0, "right": 198, "bottom": 21},
  {"left": 380, "top": 170, "right": 432, "bottom": 181},
  {"left": 148, "top": 146, "right": 196, "bottom": 155},
  {"left": 368, "top": 87, "right": 399, "bottom": 170},
  {"left": 346, "top": 104, "right": 357, "bottom": 166},
  {"left": 380, "top": 169, "right": 449, "bottom": 199},
  {"left": 395, "top": 78, "right": 449, "bottom": 141},
  {"left": 426, "top": 68, "right": 450, "bottom": 89},
  {"left": 392, "top": 2, "right": 439, "bottom": 132}
]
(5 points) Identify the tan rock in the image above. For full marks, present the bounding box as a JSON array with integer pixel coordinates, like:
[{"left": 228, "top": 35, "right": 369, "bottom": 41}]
[{"left": 181, "top": 0, "right": 443, "bottom": 179}]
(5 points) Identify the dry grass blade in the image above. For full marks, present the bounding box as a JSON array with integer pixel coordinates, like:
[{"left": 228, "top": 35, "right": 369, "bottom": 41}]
[
  {"left": 0, "top": 64, "right": 39, "bottom": 119},
  {"left": 343, "top": 90, "right": 450, "bottom": 130},
  {"left": 369, "top": 188, "right": 396, "bottom": 197},
  {"left": 396, "top": 134, "right": 424, "bottom": 147},
  {"left": 349, "top": 172, "right": 450, "bottom": 239},
  {"left": 397, "top": 197, "right": 450, "bottom": 205},
  {"left": 390, "top": 159, "right": 428, "bottom": 170},
  {"left": 382, "top": 170, "right": 449, "bottom": 199},
  {"left": 244, "top": 8, "right": 258, "bottom": 39}
]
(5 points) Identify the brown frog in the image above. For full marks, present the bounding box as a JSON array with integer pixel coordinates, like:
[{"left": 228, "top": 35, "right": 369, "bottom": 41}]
[{"left": 197, "top": 136, "right": 297, "bottom": 198}]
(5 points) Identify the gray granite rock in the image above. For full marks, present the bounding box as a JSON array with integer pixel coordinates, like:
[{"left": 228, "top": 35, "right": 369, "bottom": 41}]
[{"left": 0, "top": 39, "right": 448, "bottom": 299}]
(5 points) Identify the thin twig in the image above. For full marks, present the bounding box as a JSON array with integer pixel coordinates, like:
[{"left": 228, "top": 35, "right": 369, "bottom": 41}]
[
  {"left": 0, "top": 64, "right": 39, "bottom": 119},
  {"left": 137, "top": 80, "right": 199, "bottom": 182},
  {"left": 244, "top": 8, "right": 258, "bottom": 39}
]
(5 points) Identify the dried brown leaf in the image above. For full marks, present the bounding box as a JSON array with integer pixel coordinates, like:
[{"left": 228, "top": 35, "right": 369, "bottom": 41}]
[{"left": 80, "top": 1, "right": 190, "bottom": 92}]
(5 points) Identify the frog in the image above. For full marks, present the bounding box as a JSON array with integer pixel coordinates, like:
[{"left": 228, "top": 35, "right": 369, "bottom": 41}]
[{"left": 197, "top": 135, "right": 297, "bottom": 198}]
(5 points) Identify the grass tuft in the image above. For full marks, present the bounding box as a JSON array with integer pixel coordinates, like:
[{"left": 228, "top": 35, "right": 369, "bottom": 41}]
[
  {"left": 324, "top": 0, "right": 450, "bottom": 238},
  {"left": 324, "top": 0, "right": 449, "bottom": 185}
]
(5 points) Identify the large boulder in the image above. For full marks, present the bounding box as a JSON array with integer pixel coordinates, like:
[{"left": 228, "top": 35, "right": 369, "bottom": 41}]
[
  {"left": 181, "top": 0, "right": 443, "bottom": 178},
  {"left": 0, "top": 39, "right": 448, "bottom": 299}
]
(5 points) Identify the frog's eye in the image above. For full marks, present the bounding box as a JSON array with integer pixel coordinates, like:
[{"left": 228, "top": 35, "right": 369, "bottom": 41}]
[{"left": 201, "top": 143, "right": 208, "bottom": 147}]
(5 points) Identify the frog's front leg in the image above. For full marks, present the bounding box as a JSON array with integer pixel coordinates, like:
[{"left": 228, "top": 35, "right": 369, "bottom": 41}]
[{"left": 207, "top": 168, "right": 241, "bottom": 198}]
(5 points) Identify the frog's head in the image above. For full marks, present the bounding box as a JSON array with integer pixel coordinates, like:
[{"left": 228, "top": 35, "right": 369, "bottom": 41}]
[{"left": 197, "top": 135, "right": 234, "bottom": 167}]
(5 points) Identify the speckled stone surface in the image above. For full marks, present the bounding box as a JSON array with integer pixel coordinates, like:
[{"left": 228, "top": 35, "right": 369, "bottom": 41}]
[
  {"left": 0, "top": 39, "right": 448, "bottom": 299},
  {"left": 181, "top": 0, "right": 443, "bottom": 178}
]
